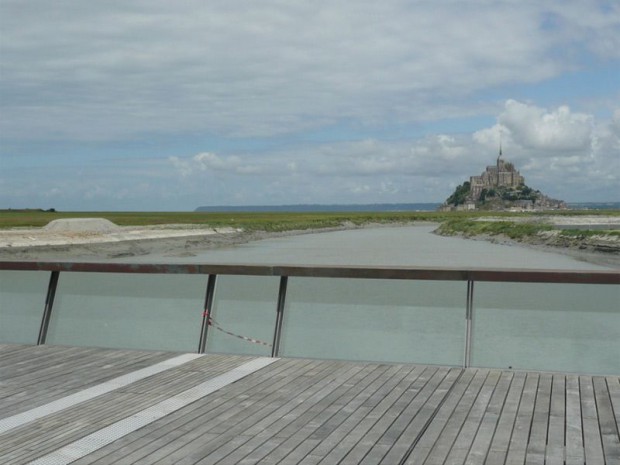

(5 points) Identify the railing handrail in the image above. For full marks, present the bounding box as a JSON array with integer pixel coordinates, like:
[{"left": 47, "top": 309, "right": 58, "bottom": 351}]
[
  {"left": 1, "top": 261, "right": 618, "bottom": 284},
  {"left": 2, "top": 260, "right": 619, "bottom": 371}
]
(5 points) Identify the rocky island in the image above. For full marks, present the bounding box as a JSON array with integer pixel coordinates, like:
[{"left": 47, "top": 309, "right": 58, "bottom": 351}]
[{"left": 440, "top": 146, "right": 566, "bottom": 211}]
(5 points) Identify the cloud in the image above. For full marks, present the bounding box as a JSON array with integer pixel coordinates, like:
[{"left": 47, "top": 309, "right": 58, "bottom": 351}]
[
  {"left": 1, "top": 1, "right": 618, "bottom": 141},
  {"left": 543, "top": 1, "right": 620, "bottom": 59},
  {"left": 3, "top": 99, "right": 617, "bottom": 210},
  {"left": 170, "top": 152, "right": 274, "bottom": 178},
  {"left": 498, "top": 100, "right": 593, "bottom": 152},
  {"left": 163, "top": 99, "right": 619, "bottom": 206}
]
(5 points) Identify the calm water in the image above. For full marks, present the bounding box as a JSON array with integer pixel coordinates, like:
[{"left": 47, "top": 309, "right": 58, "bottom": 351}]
[{"left": 127, "top": 225, "right": 612, "bottom": 270}]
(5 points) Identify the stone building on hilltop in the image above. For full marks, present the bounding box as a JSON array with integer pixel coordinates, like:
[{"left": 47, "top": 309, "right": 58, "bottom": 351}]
[
  {"left": 469, "top": 146, "right": 524, "bottom": 201},
  {"left": 440, "top": 146, "right": 566, "bottom": 211}
]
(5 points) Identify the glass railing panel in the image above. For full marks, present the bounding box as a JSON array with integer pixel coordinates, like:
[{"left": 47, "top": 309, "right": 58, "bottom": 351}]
[
  {"left": 46, "top": 272, "right": 206, "bottom": 352},
  {"left": 472, "top": 282, "right": 620, "bottom": 374},
  {"left": 0, "top": 270, "right": 50, "bottom": 344},
  {"left": 279, "top": 278, "right": 466, "bottom": 365},
  {"left": 205, "top": 275, "right": 279, "bottom": 356}
]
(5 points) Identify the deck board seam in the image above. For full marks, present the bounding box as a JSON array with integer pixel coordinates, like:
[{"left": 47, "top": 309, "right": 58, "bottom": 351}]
[{"left": 397, "top": 367, "right": 467, "bottom": 465}]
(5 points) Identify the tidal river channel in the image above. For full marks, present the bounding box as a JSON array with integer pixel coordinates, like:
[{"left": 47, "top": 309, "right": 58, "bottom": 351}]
[{"left": 125, "top": 224, "right": 612, "bottom": 270}]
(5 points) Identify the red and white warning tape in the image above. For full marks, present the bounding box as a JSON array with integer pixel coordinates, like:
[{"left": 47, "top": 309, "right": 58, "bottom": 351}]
[{"left": 203, "top": 310, "right": 272, "bottom": 347}]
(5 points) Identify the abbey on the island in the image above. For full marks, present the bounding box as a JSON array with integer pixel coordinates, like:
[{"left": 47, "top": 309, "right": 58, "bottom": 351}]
[
  {"left": 469, "top": 146, "right": 523, "bottom": 201},
  {"left": 440, "top": 146, "right": 566, "bottom": 211}
]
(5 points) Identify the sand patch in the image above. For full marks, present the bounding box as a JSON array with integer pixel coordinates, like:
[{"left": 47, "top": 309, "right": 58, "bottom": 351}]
[{"left": 44, "top": 218, "right": 120, "bottom": 233}]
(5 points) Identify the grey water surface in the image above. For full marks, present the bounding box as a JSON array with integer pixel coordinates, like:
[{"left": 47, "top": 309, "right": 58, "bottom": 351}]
[{"left": 128, "top": 224, "right": 612, "bottom": 270}]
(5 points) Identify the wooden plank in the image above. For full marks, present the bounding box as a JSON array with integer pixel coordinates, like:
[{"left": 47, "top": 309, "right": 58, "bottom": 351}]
[
  {"left": 484, "top": 371, "right": 527, "bottom": 465},
  {"left": 165, "top": 361, "right": 356, "bottom": 464},
  {"left": 420, "top": 369, "right": 488, "bottom": 464},
  {"left": 376, "top": 367, "right": 463, "bottom": 464},
  {"left": 0, "top": 350, "right": 173, "bottom": 416},
  {"left": 3, "top": 346, "right": 618, "bottom": 465},
  {"left": 200, "top": 363, "right": 388, "bottom": 464},
  {"left": 74, "top": 362, "right": 310, "bottom": 463},
  {"left": 266, "top": 438, "right": 320, "bottom": 465},
  {"left": 0, "top": 347, "right": 173, "bottom": 416},
  {"left": 264, "top": 364, "right": 424, "bottom": 464},
  {"left": 441, "top": 370, "right": 501, "bottom": 465},
  {"left": 504, "top": 372, "right": 539, "bottom": 465},
  {"left": 1, "top": 392, "right": 168, "bottom": 464},
  {"left": 280, "top": 365, "right": 389, "bottom": 441},
  {"left": 296, "top": 365, "right": 434, "bottom": 464},
  {"left": 593, "top": 376, "right": 620, "bottom": 464},
  {"left": 73, "top": 358, "right": 306, "bottom": 465},
  {"left": 545, "top": 375, "right": 566, "bottom": 465},
  {"left": 305, "top": 365, "right": 429, "bottom": 464},
  {"left": 524, "top": 373, "right": 552, "bottom": 465},
  {"left": 0, "top": 354, "right": 263, "bottom": 464},
  {"left": 606, "top": 377, "right": 620, "bottom": 438},
  {"left": 403, "top": 368, "right": 478, "bottom": 464},
  {"left": 0, "top": 344, "right": 33, "bottom": 362},
  {"left": 141, "top": 360, "right": 350, "bottom": 464},
  {"left": 321, "top": 366, "right": 446, "bottom": 465},
  {"left": 254, "top": 363, "right": 399, "bottom": 461},
  {"left": 565, "top": 375, "right": 585, "bottom": 465},
  {"left": 463, "top": 370, "right": 513, "bottom": 465},
  {"left": 580, "top": 376, "right": 605, "bottom": 465},
  {"left": 2, "top": 346, "right": 110, "bottom": 381},
  {"left": 193, "top": 362, "right": 371, "bottom": 465},
  {"left": 0, "top": 347, "right": 102, "bottom": 393},
  {"left": 8, "top": 357, "right": 279, "bottom": 465}
]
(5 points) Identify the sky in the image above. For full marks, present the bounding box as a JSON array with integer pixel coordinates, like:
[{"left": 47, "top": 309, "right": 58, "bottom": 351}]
[{"left": 1, "top": 0, "right": 619, "bottom": 211}]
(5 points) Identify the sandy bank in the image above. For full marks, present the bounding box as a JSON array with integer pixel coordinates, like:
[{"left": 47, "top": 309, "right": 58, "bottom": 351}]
[
  {"left": 0, "top": 222, "right": 366, "bottom": 261},
  {"left": 450, "top": 232, "right": 620, "bottom": 269}
]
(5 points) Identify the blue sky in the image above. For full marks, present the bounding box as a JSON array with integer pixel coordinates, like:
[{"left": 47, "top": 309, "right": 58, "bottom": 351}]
[{"left": 1, "top": 0, "right": 619, "bottom": 211}]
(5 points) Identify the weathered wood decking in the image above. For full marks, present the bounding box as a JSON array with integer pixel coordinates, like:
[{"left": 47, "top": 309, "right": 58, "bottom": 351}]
[{"left": 0, "top": 345, "right": 618, "bottom": 465}]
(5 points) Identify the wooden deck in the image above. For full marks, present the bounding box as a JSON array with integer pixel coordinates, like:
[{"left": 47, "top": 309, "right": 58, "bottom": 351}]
[{"left": 0, "top": 345, "right": 618, "bottom": 465}]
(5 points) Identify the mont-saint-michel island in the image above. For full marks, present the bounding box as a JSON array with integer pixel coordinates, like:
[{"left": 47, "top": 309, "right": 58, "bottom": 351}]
[{"left": 440, "top": 146, "right": 566, "bottom": 212}]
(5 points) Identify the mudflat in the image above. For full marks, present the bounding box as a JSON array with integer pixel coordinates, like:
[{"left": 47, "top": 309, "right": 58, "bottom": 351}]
[{"left": 0, "top": 220, "right": 357, "bottom": 261}]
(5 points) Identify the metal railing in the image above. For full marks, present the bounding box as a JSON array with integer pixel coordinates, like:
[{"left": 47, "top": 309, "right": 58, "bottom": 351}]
[{"left": 1, "top": 261, "right": 619, "bottom": 369}]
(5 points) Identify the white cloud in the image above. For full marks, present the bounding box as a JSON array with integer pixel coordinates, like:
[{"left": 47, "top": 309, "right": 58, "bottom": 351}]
[
  {"left": 499, "top": 100, "right": 593, "bottom": 152},
  {"left": 1, "top": 1, "right": 617, "bottom": 141},
  {"left": 162, "top": 101, "right": 618, "bottom": 205},
  {"left": 543, "top": 2, "right": 620, "bottom": 59},
  {"left": 4, "top": 100, "right": 618, "bottom": 210},
  {"left": 170, "top": 152, "right": 262, "bottom": 176}
]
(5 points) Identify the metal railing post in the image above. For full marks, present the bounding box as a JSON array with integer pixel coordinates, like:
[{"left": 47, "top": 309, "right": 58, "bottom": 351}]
[
  {"left": 198, "top": 274, "right": 217, "bottom": 353},
  {"left": 271, "top": 276, "right": 288, "bottom": 357},
  {"left": 463, "top": 278, "right": 474, "bottom": 368},
  {"left": 38, "top": 271, "right": 60, "bottom": 345}
]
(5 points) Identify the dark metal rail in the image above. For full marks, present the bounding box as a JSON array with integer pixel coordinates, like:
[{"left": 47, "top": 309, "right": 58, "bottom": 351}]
[{"left": 1, "top": 261, "right": 618, "bottom": 284}]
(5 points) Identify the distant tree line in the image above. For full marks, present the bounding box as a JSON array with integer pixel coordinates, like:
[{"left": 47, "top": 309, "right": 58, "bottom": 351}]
[{"left": 2, "top": 208, "right": 56, "bottom": 212}]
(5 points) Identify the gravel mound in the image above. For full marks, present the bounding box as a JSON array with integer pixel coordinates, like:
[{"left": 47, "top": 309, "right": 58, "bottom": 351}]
[{"left": 44, "top": 218, "right": 120, "bottom": 233}]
